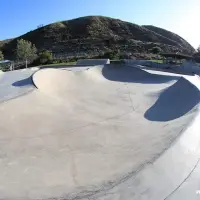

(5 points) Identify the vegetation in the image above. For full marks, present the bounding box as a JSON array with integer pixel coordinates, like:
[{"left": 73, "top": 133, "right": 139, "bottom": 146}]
[
  {"left": 0, "top": 39, "right": 13, "bottom": 49},
  {"left": 193, "top": 46, "right": 200, "bottom": 63},
  {"left": 31, "top": 55, "right": 79, "bottom": 67},
  {"left": 0, "top": 51, "right": 4, "bottom": 61},
  {"left": 0, "top": 16, "right": 195, "bottom": 60},
  {"left": 16, "top": 39, "right": 37, "bottom": 68},
  {"left": 38, "top": 61, "right": 76, "bottom": 67},
  {"left": 197, "top": 45, "right": 200, "bottom": 53},
  {"left": 151, "top": 59, "right": 164, "bottom": 64},
  {"left": 101, "top": 50, "right": 120, "bottom": 60},
  {"left": 38, "top": 50, "right": 53, "bottom": 64},
  {"left": 150, "top": 46, "right": 162, "bottom": 54},
  {"left": 143, "top": 25, "right": 194, "bottom": 52}
]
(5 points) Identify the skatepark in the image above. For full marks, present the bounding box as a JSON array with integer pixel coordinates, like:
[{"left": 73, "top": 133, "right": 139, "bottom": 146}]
[{"left": 0, "top": 60, "right": 200, "bottom": 200}]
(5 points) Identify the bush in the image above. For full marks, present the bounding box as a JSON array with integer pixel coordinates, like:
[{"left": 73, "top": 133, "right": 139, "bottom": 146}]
[
  {"left": 38, "top": 50, "right": 53, "bottom": 64},
  {"left": 150, "top": 46, "right": 162, "bottom": 54},
  {"left": 102, "top": 50, "right": 120, "bottom": 60},
  {"left": 68, "top": 57, "right": 77, "bottom": 62},
  {"left": 0, "top": 51, "right": 4, "bottom": 60},
  {"left": 52, "top": 60, "right": 59, "bottom": 64}
]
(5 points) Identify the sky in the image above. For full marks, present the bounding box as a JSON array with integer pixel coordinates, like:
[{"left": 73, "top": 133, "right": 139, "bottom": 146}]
[{"left": 0, "top": 0, "right": 200, "bottom": 48}]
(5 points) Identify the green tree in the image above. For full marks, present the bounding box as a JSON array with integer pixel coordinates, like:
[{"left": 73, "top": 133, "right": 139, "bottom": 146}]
[
  {"left": 0, "top": 51, "right": 4, "bottom": 61},
  {"left": 38, "top": 50, "right": 53, "bottom": 64},
  {"left": 103, "top": 50, "right": 120, "bottom": 60},
  {"left": 151, "top": 46, "right": 162, "bottom": 54},
  {"left": 197, "top": 45, "right": 200, "bottom": 53},
  {"left": 16, "top": 39, "right": 37, "bottom": 68}
]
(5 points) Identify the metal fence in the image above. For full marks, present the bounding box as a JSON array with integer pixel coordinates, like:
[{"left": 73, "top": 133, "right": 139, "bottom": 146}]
[{"left": 0, "top": 61, "right": 28, "bottom": 72}]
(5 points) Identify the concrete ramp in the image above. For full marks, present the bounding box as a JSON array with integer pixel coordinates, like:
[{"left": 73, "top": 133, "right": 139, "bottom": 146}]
[
  {"left": 145, "top": 77, "right": 200, "bottom": 121},
  {"left": 76, "top": 59, "right": 110, "bottom": 65},
  {"left": 102, "top": 64, "right": 180, "bottom": 83},
  {"left": 0, "top": 65, "right": 199, "bottom": 199}
]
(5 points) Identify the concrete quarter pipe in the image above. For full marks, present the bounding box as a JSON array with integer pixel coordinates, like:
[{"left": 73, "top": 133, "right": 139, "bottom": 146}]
[{"left": 0, "top": 64, "right": 199, "bottom": 199}]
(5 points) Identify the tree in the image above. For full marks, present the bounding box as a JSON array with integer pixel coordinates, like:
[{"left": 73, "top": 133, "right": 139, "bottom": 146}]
[
  {"left": 38, "top": 50, "right": 53, "bottom": 64},
  {"left": 0, "top": 51, "right": 4, "bottom": 61},
  {"left": 197, "top": 45, "right": 200, "bottom": 53},
  {"left": 103, "top": 50, "right": 120, "bottom": 60},
  {"left": 151, "top": 46, "right": 162, "bottom": 54},
  {"left": 16, "top": 39, "right": 37, "bottom": 68}
]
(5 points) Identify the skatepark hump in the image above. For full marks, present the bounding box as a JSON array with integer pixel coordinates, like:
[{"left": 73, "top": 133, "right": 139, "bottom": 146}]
[{"left": 0, "top": 64, "right": 199, "bottom": 200}]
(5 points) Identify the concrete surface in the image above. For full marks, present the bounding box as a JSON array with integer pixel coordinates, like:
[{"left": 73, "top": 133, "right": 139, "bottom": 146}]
[
  {"left": 0, "top": 67, "right": 38, "bottom": 102},
  {"left": 125, "top": 59, "right": 200, "bottom": 75},
  {"left": 167, "top": 154, "right": 200, "bottom": 200},
  {"left": 40, "top": 65, "right": 92, "bottom": 72},
  {"left": 0, "top": 65, "right": 199, "bottom": 199},
  {"left": 0, "top": 66, "right": 92, "bottom": 103}
]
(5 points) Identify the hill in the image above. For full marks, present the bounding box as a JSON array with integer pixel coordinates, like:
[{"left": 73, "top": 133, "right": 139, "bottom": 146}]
[
  {"left": 0, "top": 39, "right": 13, "bottom": 49},
  {"left": 143, "top": 25, "right": 194, "bottom": 52},
  {"left": 0, "top": 16, "right": 195, "bottom": 59}
]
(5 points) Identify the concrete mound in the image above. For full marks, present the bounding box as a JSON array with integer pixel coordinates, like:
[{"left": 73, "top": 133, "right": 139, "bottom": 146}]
[
  {"left": 33, "top": 68, "right": 79, "bottom": 94},
  {"left": 0, "top": 65, "right": 199, "bottom": 200}
]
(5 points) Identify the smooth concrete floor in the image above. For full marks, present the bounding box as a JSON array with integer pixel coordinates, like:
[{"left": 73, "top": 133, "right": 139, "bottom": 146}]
[{"left": 0, "top": 65, "right": 199, "bottom": 199}]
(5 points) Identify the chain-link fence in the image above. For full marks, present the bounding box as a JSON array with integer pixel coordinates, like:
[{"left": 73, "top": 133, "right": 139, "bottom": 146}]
[{"left": 0, "top": 60, "right": 29, "bottom": 72}]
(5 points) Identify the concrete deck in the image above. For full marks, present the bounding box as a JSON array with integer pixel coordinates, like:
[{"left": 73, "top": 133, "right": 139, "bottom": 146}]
[
  {"left": 0, "top": 65, "right": 199, "bottom": 199},
  {"left": 0, "top": 68, "right": 38, "bottom": 102}
]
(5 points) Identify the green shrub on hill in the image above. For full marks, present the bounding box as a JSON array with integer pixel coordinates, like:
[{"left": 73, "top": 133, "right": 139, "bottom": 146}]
[
  {"left": 101, "top": 50, "right": 120, "bottom": 60},
  {"left": 150, "top": 46, "right": 162, "bottom": 54},
  {"left": 38, "top": 50, "right": 53, "bottom": 64},
  {"left": 0, "top": 51, "right": 4, "bottom": 60}
]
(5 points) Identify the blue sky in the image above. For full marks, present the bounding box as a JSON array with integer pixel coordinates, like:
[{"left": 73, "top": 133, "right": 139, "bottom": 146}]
[{"left": 1, "top": 0, "right": 200, "bottom": 48}]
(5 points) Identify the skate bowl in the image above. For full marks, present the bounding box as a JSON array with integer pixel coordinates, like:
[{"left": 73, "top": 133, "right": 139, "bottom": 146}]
[{"left": 0, "top": 65, "right": 200, "bottom": 200}]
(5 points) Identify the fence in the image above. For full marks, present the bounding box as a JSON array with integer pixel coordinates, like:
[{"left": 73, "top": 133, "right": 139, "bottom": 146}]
[{"left": 0, "top": 61, "right": 29, "bottom": 72}]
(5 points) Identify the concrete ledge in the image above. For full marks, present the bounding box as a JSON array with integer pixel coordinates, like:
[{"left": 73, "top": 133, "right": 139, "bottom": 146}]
[{"left": 76, "top": 59, "right": 110, "bottom": 65}]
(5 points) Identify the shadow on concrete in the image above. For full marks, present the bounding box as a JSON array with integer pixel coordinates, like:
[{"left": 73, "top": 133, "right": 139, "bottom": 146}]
[
  {"left": 139, "top": 65, "right": 195, "bottom": 76},
  {"left": 12, "top": 76, "right": 33, "bottom": 87},
  {"left": 102, "top": 65, "right": 180, "bottom": 84},
  {"left": 144, "top": 78, "right": 200, "bottom": 121}
]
